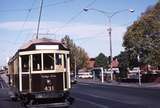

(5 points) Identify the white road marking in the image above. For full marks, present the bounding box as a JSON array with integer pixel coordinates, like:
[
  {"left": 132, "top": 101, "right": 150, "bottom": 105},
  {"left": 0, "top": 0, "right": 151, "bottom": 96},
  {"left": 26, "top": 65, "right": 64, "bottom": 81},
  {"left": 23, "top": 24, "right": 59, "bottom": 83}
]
[{"left": 79, "top": 83, "right": 90, "bottom": 86}]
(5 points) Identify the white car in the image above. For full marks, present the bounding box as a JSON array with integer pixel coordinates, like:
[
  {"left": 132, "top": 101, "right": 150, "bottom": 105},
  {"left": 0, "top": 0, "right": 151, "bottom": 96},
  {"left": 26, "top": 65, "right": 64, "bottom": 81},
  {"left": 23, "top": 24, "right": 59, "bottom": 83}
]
[
  {"left": 129, "top": 67, "right": 140, "bottom": 73},
  {"left": 78, "top": 72, "right": 93, "bottom": 79}
]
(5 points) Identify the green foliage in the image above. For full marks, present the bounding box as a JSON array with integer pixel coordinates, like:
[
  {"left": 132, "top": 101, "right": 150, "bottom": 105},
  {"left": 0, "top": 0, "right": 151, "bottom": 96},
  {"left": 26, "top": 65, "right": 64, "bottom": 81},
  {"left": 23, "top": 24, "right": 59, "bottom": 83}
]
[
  {"left": 95, "top": 53, "right": 108, "bottom": 69},
  {"left": 116, "top": 51, "right": 138, "bottom": 78},
  {"left": 123, "top": 2, "right": 160, "bottom": 67},
  {"left": 61, "top": 35, "right": 89, "bottom": 71}
]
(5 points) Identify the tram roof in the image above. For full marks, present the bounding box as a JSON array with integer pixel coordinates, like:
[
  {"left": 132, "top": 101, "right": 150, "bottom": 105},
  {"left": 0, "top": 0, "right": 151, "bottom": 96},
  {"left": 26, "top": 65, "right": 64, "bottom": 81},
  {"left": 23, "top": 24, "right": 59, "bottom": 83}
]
[
  {"left": 19, "top": 38, "right": 68, "bottom": 51},
  {"left": 8, "top": 38, "right": 69, "bottom": 64}
]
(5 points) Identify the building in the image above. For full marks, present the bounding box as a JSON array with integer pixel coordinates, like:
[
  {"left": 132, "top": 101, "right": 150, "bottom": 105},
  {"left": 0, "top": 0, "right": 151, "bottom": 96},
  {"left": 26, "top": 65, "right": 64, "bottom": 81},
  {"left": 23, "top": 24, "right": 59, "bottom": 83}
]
[{"left": 87, "top": 58, "right": 96, "bottom": 69}]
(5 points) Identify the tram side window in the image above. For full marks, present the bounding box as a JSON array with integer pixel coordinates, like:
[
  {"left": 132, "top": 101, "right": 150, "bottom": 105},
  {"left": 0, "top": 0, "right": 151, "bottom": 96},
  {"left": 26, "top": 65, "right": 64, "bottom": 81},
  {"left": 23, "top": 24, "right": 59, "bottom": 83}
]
[
  {"left": 43, "top": 53, "right": 54, "bottom": 70},
  {"left": 33, "top": 54, "right": 42, "bottom": 71},
  {"left": 56, "top": 53, "right": 62, "bottom": 65},
  {"left": 21, "top": 55, "right": 29, "bottom": 72}
]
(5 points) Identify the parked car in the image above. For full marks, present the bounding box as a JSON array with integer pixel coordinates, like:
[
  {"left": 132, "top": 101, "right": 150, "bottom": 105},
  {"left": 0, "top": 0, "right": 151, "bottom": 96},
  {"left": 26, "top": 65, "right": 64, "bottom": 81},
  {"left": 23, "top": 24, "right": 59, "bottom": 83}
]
[
  {"left": 128, "top": 67, "right": 140, "bottom": 79},
  {"left": 129, "top": 67, "right": 140, "bottom": 73},
  {"left": 78, "top": 72, "right": 93, "bottom": 79}
]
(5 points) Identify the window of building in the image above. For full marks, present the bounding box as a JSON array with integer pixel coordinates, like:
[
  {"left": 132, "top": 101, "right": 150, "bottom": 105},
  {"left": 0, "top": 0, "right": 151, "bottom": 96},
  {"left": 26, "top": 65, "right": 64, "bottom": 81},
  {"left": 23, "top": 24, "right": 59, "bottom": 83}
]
[
  {"left": 43, "top": 53, "right": 54, "bottom": 70},
  {"left": 33, "top": 54, "right": 41, "bottom": 71},
  {"left": 21, "top": 55, "right": 29, "bottom": 72}
]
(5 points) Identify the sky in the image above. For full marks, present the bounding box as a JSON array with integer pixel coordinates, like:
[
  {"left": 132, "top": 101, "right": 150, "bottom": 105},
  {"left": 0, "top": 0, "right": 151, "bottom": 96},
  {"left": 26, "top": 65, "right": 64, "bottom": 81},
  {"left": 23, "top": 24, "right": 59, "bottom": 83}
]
[{"left": 0, "top": 0, "right": 158, "bottom": 66}]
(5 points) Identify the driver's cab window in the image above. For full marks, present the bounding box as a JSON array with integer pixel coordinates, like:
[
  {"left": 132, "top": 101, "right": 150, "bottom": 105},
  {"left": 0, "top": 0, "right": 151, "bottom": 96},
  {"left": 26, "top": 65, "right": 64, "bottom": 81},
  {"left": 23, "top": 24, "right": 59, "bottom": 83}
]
[
  {"left": 43, "top": 53, "right": 54, "bottom": 70},
  {"left": 21, "top": 55, "right": 29, "bottom": 72},
  {"left": 33, "top": 54, "right": 42, "bottom": 71},
  {"left": 56, "top": 53, "right": 62, "bottom": 65}
]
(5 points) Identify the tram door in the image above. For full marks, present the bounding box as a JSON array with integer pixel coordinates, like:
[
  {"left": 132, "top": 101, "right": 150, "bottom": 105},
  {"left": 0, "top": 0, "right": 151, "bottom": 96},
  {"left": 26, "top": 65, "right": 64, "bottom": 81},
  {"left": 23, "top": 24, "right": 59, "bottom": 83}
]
[
  {"left": 20, "top": 54, "right": 40, "bottom": 92},
  {"left": 20, "top": 55, "right": 30, "bottom": 92},
  {"left": 55, "top": 53, "right": 67, "bottom": 90}
]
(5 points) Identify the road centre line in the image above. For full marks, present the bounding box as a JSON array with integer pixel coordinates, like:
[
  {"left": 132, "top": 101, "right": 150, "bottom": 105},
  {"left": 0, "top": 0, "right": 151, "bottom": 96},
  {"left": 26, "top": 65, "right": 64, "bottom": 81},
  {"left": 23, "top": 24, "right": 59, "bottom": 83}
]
[{"left": 79, "top": 83, "right": 90, "bottom": 86}]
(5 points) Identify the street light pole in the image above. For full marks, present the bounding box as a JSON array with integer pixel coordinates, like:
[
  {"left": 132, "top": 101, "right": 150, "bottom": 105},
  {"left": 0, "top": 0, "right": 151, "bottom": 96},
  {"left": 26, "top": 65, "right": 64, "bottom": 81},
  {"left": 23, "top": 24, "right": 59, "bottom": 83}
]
[
  {"left": 83, "top": 8, "right": 134, "bottom": 81},
  {"left": 108, "top": 18, "right": 113, "bottom": 80},
  {"left": 137, "top": 55, "right": 142, "bottom": 87}
]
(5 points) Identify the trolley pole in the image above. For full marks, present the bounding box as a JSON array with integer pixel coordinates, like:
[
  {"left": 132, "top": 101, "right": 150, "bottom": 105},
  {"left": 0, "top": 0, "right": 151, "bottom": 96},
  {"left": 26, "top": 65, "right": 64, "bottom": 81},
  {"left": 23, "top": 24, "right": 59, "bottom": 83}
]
[{"left": 36, "top": 0, "right": 43, "bottom": 39}]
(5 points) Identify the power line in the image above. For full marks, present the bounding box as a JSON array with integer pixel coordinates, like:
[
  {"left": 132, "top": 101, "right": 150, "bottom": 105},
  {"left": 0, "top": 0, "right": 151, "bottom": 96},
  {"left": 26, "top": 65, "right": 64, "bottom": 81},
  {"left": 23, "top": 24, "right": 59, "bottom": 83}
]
[
  {"left": 0, "top": 0, "right": 75, "bottom": 13},
  {"left": 53, "top": 0, "right": 97, "bottom": 36},
  {"left": 14, "top": 0, "right": 37, "bottom": 43},
  {"left": 22, "top": 0, "right": 76, "bottom": 42},
  {"left": 43, "top": 0, "right": 75, "bottom": 8},
  {"left": 0, "top": 39, "right": 21, "bottom": 45},
  {"left": 74, "top": 34, "right": 106, "bottom": 41},
  {"left": 4, "top": 0, "right": 97, "bottom": 53},
  {"left": 7, "top": 0, "right": 37, "bottom": 56}
]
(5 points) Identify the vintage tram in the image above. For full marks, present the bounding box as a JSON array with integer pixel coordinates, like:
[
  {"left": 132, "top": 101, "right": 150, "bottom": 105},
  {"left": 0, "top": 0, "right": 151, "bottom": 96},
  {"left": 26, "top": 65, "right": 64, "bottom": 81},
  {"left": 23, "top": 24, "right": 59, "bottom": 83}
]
[{"left": 8, "top": 38, "right": 71, "bottom": 107}]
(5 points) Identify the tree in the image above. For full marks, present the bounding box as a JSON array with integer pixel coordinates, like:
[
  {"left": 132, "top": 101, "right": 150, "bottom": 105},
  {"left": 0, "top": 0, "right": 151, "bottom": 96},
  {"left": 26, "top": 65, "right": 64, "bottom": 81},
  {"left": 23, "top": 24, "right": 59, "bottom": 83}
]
[
  {"left": 116, "top": 51, "right": 138, "bottom": 78},
  {"left": 61, "top": 35, "right": 89, "bottom": 72},
  {"left": 95, "top": 53, "right": 108, "bottom": 69},
  {"left": 123, "top": 2, "right": 160, "bottom": 67}
]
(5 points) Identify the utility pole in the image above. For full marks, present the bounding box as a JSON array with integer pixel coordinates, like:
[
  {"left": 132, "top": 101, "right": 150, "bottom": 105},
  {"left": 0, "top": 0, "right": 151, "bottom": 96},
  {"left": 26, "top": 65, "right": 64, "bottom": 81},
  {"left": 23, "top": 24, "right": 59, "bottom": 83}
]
[
  {"left": 36, "top": 0, "right": 43, "bottom": 39},
  {"left": 108, "top": 18, "right": 113, "bottom": 81}
]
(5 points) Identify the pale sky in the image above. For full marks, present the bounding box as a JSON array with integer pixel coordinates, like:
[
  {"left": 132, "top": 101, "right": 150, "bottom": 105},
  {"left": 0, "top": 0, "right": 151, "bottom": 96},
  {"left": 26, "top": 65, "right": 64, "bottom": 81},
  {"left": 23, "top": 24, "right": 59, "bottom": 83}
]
[{"left": 0, "top": 0, "right": 158, "bottom": 66}]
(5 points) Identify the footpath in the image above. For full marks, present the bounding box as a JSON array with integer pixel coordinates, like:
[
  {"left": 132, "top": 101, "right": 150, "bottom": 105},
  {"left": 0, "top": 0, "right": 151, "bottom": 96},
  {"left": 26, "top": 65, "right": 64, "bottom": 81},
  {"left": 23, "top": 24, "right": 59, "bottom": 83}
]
[{"left": 77, "top": 78, "right": 160, "bottom": 89}]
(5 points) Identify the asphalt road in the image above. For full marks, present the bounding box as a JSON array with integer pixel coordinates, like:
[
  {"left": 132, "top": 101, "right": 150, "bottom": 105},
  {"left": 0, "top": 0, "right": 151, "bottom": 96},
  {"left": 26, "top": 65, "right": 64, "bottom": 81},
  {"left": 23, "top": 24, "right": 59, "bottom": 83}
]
[
  {"left": 0, "top": 77, "right": 23, "bottom": 108},
  {"left": 0, "top": 80, "right": 160, "bottom": 108},
  {"left": 70, "top": 82, "right": 160, "bottom": 108}
]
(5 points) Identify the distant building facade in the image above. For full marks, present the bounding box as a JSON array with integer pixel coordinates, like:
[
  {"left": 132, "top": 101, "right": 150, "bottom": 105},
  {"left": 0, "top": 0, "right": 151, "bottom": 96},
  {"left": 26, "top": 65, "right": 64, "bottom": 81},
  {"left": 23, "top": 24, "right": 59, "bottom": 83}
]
[{"left": 87, "top": 58, "right": 96, "bottom": 69}]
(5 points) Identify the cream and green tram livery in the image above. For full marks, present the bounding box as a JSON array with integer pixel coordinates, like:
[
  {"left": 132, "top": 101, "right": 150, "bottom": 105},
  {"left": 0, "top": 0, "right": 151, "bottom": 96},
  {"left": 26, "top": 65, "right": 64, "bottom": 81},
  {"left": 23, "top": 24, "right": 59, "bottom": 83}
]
[{"left": 8, "top": 38, "right": 71, "bottom": 107}]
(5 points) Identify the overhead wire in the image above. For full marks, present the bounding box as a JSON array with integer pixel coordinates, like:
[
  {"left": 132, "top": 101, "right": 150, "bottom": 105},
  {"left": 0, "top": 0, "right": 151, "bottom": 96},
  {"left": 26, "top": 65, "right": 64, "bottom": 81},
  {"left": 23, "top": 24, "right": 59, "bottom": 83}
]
[
  {"left": 3, "top": 0, "right": 97, "bottom": 57},
  {"left": 23, "top": 0, "right": 76, "bottom": 41},
  {"left": 7, "top": 0, "right": 37, "bottom": 56},
  {"left": 52, "top": 0, "right": 97, "bottom": 37},
  {"left": 73, "top": 32, "right": 106, "bottom": 45},
  {"left": 0, "top": 0, "right": 75, "bottom": 13},
  {"left": 15, "top": 0, "right": 37, "bottom": 42},
  {"left": 43, "top": 0, "right": 75, "bottom": 8},
  {"left": 0, "top": 0, "right": 77, "bottom": 51}
]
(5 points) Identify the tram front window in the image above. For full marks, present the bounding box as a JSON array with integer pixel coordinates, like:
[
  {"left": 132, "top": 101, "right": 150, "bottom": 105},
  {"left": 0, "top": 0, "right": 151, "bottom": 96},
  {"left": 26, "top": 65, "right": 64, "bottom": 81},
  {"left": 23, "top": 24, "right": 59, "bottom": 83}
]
[
  {"left": 56, "top": 53, "right": 62, "bottom": 65},
  {"left": 21, "top": 55, "right": 29, "bottom": 72},
  {"left": 43, "top": 53, "right": 54, "bottom": 70},
  {"left": 33, "top": 54, "right": 42, "bottom": 71}
]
